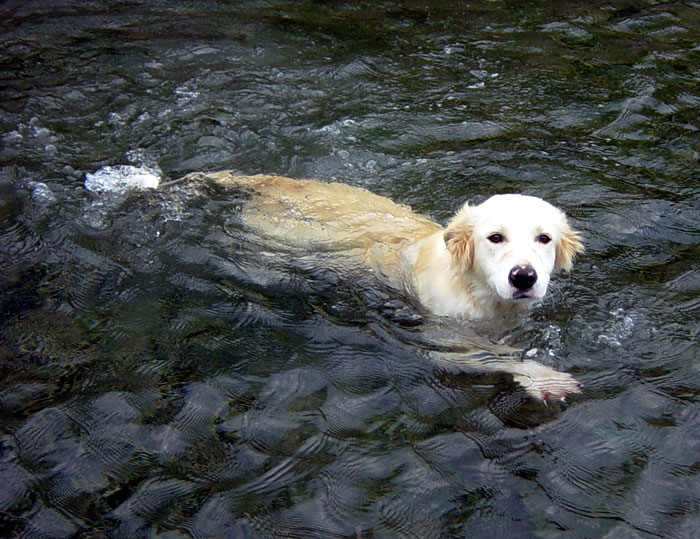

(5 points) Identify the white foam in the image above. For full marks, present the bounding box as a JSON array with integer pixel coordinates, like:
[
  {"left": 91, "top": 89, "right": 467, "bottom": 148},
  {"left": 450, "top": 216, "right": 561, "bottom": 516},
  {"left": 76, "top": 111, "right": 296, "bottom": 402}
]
[{"left": 85, "top": 165, "right": 160, "bottom": 193}]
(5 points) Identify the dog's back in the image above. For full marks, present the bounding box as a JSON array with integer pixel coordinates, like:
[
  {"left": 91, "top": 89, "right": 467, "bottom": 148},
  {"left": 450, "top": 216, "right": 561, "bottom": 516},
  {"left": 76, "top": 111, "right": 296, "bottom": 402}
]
[{"left": 190, "top": 171, "right": 442, "bottom": 287}]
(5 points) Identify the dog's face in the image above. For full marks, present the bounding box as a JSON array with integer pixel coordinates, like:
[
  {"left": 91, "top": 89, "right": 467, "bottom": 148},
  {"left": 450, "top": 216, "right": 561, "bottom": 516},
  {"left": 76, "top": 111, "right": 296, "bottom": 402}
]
[{"left": 444, "top": 194, "right": 583, "bottom": 305}]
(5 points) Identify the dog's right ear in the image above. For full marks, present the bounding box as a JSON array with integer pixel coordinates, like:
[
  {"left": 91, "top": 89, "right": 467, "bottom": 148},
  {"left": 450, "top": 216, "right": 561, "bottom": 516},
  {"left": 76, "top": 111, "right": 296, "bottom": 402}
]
[
  {"left": 444, "top": 205, "right": 474, "bottom": 269},
  {"left": 555, "top": 224, "right": 584, "bottom": 272}
]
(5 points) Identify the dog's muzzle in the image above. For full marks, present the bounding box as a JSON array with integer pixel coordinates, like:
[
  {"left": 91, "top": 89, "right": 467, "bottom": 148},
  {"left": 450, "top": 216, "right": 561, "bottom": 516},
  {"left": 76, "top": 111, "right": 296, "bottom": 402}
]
[{"left": 509, "top": 264, "right": 537, "bottom": 296}]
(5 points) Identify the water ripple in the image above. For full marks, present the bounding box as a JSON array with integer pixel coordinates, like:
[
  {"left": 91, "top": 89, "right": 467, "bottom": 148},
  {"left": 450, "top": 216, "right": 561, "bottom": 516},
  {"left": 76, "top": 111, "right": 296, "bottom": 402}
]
[{"left": 1, "top": 1, "right": 700, "bottom": 537}]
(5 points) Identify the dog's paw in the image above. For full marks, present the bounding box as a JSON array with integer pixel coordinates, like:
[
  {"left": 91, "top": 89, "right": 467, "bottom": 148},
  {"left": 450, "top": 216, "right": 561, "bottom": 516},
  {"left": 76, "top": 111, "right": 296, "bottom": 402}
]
[{"left": 512, "top": 360, "right": 582, "bottom": 402}]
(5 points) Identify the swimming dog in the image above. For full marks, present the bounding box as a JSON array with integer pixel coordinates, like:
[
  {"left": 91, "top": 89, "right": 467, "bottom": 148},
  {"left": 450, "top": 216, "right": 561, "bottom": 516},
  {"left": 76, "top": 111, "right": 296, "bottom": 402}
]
[{"left": 173, "top": 172, "right": 584, "bottom": 401}]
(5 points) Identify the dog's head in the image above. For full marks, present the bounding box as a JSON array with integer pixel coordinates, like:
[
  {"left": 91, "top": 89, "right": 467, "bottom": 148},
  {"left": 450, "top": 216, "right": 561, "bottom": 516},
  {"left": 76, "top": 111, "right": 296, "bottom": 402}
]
[{"left": 444, "top": 194, "right": 583, "bottom": 305}]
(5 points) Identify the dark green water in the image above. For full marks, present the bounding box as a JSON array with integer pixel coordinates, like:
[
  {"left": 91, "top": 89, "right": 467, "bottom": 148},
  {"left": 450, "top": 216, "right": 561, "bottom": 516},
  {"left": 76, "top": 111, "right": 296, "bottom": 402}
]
[{"left": 1, "top": 1, "right": 699, "bottom": 536}]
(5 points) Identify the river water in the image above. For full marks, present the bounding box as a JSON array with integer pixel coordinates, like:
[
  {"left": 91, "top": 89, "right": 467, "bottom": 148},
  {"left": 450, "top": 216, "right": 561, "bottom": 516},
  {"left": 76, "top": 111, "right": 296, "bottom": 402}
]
[{"left": 1, "top": 1, "right": 699, "bottom": 537}]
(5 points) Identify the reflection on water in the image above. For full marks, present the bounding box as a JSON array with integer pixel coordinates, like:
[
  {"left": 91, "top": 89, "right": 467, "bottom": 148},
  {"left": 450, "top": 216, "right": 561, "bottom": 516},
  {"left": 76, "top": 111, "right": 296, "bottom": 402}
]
[{"left": 1, "top": 1, "right": 699, "bottom": 536}]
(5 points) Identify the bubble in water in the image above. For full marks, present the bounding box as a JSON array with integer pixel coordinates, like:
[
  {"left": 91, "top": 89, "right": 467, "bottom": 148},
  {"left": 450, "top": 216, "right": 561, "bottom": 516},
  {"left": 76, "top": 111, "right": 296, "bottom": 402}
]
[
  {"left": 125, "top": 148, "right": 159, "bottom": 169},
  {"left": 3, "top": 130, "right": 22, "bottom": 142},
  {"left": 595, "top": 308, "right": 636, "bottom": 348},
  {"left": 597, "top": 334, "right": 622, "bottom": 348},
  {"left": 543, "top": 324, "right": 563, "bottom": 355},
  {"left": 610, "top": 308, "right": 635, "bottom": 340},
  {"left": 29, "top": 182, "right": 56, "bottom": 204}
]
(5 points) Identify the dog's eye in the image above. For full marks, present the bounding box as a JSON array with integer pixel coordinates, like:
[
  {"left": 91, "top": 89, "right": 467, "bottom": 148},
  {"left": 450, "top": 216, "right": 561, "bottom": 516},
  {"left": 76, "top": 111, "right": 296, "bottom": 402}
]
[
  {"left": 487, "top": 233, "right": 504, "bottom": 244},
  {"left": 537, "top": 234, "right": 552, "bottom": 244}
]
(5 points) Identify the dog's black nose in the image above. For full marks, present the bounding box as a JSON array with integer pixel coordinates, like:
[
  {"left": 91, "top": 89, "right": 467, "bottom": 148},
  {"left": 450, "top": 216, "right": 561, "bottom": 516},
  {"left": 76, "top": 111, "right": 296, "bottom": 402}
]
[{"left": 509, "top": 265, "right": 537, "bottom": 290}]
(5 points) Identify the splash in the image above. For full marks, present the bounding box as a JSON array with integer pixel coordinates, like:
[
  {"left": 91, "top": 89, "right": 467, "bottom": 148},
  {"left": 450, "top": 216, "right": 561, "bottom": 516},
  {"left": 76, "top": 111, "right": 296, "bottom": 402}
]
[{"left": 84, "top": 164, "right": 161, "bottom": 193}]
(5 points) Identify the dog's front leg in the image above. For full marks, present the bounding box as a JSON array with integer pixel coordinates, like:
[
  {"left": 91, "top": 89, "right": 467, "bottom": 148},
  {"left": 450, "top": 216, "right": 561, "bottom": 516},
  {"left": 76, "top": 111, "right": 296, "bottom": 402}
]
[
  {"left": 431, "top": 350, "right": 581, "bottom": 402},
  {"left": 368, "top": 320, "right": 581, "bottom": 402},
  {"left": 504, "top": 359, "right": 581, "bottom": 402}
]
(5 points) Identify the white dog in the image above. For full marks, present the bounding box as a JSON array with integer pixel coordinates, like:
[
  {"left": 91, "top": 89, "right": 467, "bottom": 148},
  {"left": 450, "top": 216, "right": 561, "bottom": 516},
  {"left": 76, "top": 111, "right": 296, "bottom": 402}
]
[{"left": 173, "top": 172, "right": 585, "bottom": 401}]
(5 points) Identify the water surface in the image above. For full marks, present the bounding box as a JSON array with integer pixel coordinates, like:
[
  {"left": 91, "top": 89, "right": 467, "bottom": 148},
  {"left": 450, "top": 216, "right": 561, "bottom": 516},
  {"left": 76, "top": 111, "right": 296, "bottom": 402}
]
[{"left": 1, "top": 1, "right": 699, "bottom": 536}]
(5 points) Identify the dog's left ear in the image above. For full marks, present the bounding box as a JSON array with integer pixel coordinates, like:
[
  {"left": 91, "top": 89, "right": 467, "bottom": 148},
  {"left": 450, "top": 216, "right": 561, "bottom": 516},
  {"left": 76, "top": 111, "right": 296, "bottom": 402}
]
[
  {"left": 444, "top": 205, "right": 475, "bottom": 269},
  {"left": 555, "top": 225, "right": 584, "bottom": 272}
]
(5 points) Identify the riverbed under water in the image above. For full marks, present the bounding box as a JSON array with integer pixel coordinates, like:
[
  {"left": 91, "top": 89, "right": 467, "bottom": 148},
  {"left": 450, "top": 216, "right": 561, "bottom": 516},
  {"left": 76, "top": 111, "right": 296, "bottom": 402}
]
[{"left": 1, "top": 1, "right": 700, "bottom": 537}]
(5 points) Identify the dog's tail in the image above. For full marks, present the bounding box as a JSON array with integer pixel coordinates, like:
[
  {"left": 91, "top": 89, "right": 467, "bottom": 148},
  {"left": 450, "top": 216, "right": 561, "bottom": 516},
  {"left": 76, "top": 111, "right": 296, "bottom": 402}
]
[
  {"left": 159, "top": 172, "right": 298, "bottom": 196},
  {"left": 158, "top": 170, "right": 271, "bottom": 189}
]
